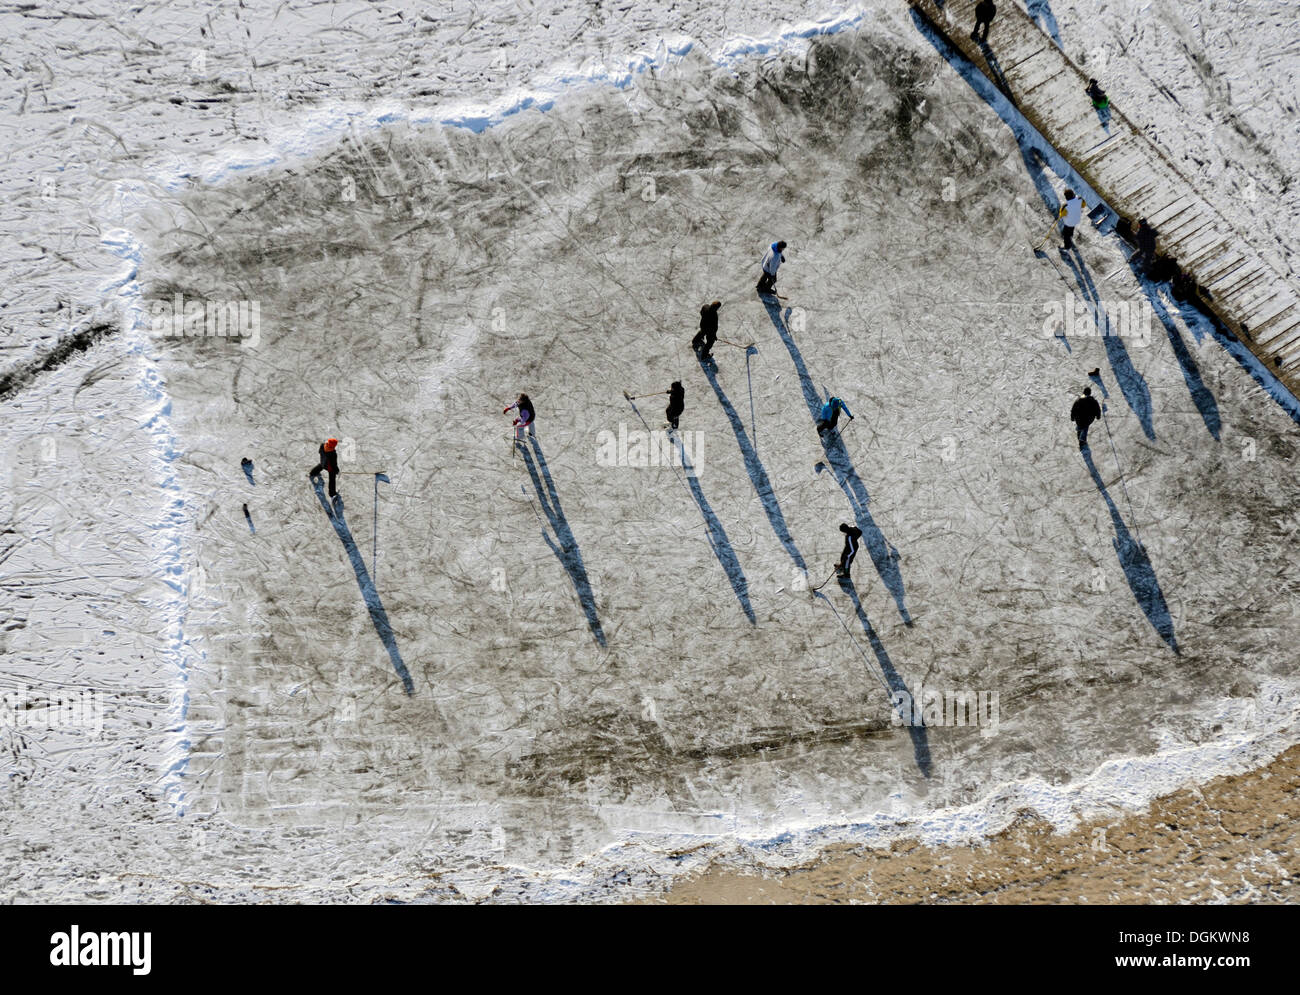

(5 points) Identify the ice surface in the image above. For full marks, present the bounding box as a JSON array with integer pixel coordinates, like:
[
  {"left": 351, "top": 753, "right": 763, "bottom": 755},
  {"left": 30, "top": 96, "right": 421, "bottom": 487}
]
[
  {"left": 3, "top": 2, "right": 1299, "bottom": 902},
  {"left": 135, "top": 27, "right": 1300, "bottom": 883}
]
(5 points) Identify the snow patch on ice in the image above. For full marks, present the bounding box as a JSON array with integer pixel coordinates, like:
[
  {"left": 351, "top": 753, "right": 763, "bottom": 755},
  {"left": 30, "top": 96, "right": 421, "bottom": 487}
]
[{"left": 101, "top": 229, "right": 197, "bottom": 817}]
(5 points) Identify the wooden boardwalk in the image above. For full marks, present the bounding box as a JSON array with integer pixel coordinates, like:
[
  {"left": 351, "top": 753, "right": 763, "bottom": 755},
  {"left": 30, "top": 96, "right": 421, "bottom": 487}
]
[{"left": 911, "top": 0, "right": 1300, "bottom": 398}]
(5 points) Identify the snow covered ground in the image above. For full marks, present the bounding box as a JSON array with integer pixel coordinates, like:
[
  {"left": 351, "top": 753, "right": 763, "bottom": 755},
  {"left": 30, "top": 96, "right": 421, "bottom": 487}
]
[{"left": 2, "top": 1, "right": 1298, "bottom": 902}]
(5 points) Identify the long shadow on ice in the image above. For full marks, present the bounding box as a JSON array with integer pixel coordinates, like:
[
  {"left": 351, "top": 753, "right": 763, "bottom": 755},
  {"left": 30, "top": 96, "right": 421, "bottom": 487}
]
[
  {"left": 519, "top": 439, "right": 608, "bottom": 646},
  {"left": 1130, "top": 260, "right": 1221, "bottom": 439},
  {"left": 1080, "top": 446, "right": 1179, "bottom": 654},
  {"left": 1060, "top": 250, "right": 1156, "bottom": 440},
  {"left": 679, "top": 440, "right": 756, "bottom": 624},
  {"left": 311, "top": 479, "right": 416, "bottom": 694},
  {"left": 761, "top": 297, "right": 911, "bottom": 626},
  {"left": 700, "top": 354, "right": 806, "bottom": 573},
  {"left": 622, "top": 396, "right": 755, "bottom": 624},
  {"left": 839, "top": 577, "right": 931, "bottom": 777},
  {"left": 1027, "top": 0, "right": 1063, "bottom": 48}
]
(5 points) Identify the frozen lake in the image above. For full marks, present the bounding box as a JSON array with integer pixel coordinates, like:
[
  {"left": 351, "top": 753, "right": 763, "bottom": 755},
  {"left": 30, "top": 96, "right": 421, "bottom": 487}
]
[{"left": 3, "top": 1, "right": 1298, "bottom": 901}]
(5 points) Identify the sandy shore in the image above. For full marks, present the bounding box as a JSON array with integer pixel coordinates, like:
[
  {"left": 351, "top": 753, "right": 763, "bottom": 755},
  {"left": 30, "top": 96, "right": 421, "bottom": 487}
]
[{"left": 647, "top": 744, "right": 1300, "bottom": 904}]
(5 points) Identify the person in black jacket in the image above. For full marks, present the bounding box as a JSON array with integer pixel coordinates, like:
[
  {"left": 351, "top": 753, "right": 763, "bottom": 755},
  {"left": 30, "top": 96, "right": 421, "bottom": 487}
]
[
  {"left": 971, "top": 0, "right": 996, "bottom": 42},
  {"left": 1085, "top": 78, "right": 1109, "bottom": 109},
  {"left": 308, "top": 437, "right": 341, "bottom": 496},
  {"left": 1136, "top": 217, "right": 1158, "bottom": 271},
  {"left": 692, "top": 301, "right": 722, "bottom": 361},
  {"left": 835, "top": 522, "right": 863, "bottom": 578},
  {"left": 1070, "top": 387, "right": 1102, "bottom": 448},
  {"left": 666, "top": 381, "right": 685, "bottom": 431}
]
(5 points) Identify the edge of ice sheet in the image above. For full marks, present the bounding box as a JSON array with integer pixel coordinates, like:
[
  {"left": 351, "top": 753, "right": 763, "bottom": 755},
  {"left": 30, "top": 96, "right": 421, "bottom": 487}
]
[
  {"left": 497, "top": 681, "right": 1300, "bottom": 902},
  {"left": 133, "top": 7, "right": 876, "bottom": 191},
  {"left": 101, "top": 228, "right": 195, "bottom": 816}
]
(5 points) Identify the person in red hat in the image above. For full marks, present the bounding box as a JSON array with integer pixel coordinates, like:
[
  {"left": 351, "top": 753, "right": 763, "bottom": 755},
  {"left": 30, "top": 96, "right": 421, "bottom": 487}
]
[{"left": 308, "top": 437, "right": 341, "bottom": 496}]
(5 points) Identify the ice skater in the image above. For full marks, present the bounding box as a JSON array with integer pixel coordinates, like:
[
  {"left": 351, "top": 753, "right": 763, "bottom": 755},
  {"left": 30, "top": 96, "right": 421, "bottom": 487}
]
[
  {"left": 816, "top": 395, "right": 854, "bottom": 434},
  {"left": 504, "top": 392, "right": 536, "bottom": 440},
  {"left": 970, "top": 0, "right": 996, "bottom": 42},
  {"left": 1085, "top": 78, "right": 1109, "bottom": 110},
  {"left": 1058, "top": 188, "right": 1086, "bottom": 253},
  {"left": 692, "top": 300, "right": 722, "bottom": 362},
  {"left": 666, "top": 381, "right": 685, "bottom": 431},
  {"left": 835, "top": 523, "right": 863, "bottom": 578},
  {"left": 1070, "top": 386, "right": 1102, "bottom": 448},
  {"left": 756, "top": 240, "right": 787, "bottom": 296},
  {"left": 307, "top": 437, "right": 341, "bottom": 497}
]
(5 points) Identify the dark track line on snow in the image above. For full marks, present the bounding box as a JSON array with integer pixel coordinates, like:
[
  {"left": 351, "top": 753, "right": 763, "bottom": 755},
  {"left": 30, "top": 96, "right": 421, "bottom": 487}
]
[{"left": 0, "top": 320, "right": 118, "bottom": 404}]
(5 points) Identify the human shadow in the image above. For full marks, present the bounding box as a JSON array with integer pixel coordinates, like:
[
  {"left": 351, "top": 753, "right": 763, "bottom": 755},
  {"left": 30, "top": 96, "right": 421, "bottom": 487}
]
[
  {"left": 1130, "top": 259, "right": 1221, "bottom": 439},
  {"left": 1080, "top": 446, "right": 1179, "bottom": 653},
  {"left": 1027, "top": 0, "right": 1063, "bottom": 48},
  {"left": 1060, "top": 249, "right": 1156, "bottom": 440},
  {"left": 700, "top": 354, "right": 807, "bottom": 573},
  {"left": 519, "top": 439, "right": 608, "bottom": 646},
  {"left": 241, "top": 458, "right": 255, "bottom": 486},
  {"left": 761, "top": 298, "right": 911, "bottom": 626},
  {"left": 679, "top": 440, "right": 756, "bottom": 624},
  {"left": 975, "top": 39, "right": 1015, "bottom": 104},
  {"left": 311, "top": 479, "right": 415, "bottom": 694},
  {"left": 622, "top": 395, "right": 755, "bottom": 623},
  {"left": 840, "top": 578, "right": 932, "bottom": 777}
]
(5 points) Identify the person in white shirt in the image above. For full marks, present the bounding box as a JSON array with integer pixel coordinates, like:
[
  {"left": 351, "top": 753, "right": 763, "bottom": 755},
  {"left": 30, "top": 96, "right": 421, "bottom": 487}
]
[
  {"left": 756, "top": 240, "right": 787, "bottom": 295},
  {"left": 1058, "top": 188, "right": 1086, "bottom": 251}
]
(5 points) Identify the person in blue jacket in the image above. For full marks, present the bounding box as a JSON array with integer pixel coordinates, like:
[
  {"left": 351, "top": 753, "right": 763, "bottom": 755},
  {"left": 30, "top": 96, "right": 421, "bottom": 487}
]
[{"left": 817, "top": 396, "right": 853, "bottom": 433}]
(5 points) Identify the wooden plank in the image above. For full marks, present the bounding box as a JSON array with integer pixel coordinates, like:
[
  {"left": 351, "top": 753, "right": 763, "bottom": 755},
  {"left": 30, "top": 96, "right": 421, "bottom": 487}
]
[
  {"left": 1125, "top": 190, "right": 1186, "bottom": 221},
  {"left": 1202, "top": 259, "right": 1260, "bottom": 292},
  {"left": 1161, "top": 210, "right": 1216, "bottom": 242},
  {"left": 1175, "top": 226, "right": 1230, "bottom": 263},
  {"left": 1198, "top": 251, "right": 1248, "bottom": 285},
  {"left": 1019, "top": 63, "right": 1070, "bottom": 98},
  {"left": 1239, "top": 285, "right": 1294, "bottom": 320},
  {"left": 1052, "top": 113, "right": 1109, "bottom": 149},
  {"left": 1035, "top": 88, "right": 1096, "bottom": 125},
  {"left": 1252, "top": 302, "right": 1300, "bottom": 344},
  {"left": 1216, "top": 270, "right": 1272, "bottom": 307},
  {"left": 1235, "top": 289, "right": 1292, "bottom": 332},
  {"left": 1003, "top": 40, "right": 1055, "bottom": 74},
  {"left": 1252, "top": 301, "right": 1300, "bottom": 342},
  {"left": 1269, "top": 318, "right": 1300, "bottom": 351},
  {"left": 1004, "top": 43, "right": 1058, "bottom": 78},
  {"left": 1092, "top": 149, "right": 1150, "bottom": 183},
  {"left": 1112, "top": 174, "right": 1162, "bottom": 203},
  {"left": 1147, "top": 197, "right": 1197, "bottom": 228},
  {"left": 1259, "top": 320, "right": 1300, "bottom": 361},
  {"left": 1163, "top": 219, "right": 1218, "bottom": 256},
  {"left": 1182, "top": 238, "right": 1234, "bottom": 273},
  {"left": 1078, "top": 133, "right": 1127, "bottom": 166}
]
